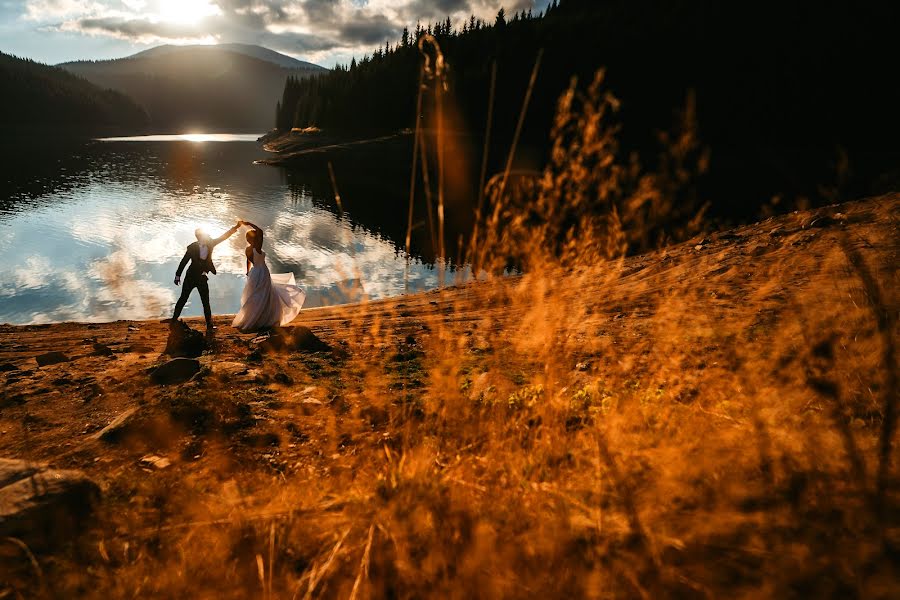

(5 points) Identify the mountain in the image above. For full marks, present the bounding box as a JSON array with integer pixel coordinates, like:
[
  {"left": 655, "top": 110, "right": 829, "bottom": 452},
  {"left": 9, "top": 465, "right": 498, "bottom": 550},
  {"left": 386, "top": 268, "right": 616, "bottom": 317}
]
[
  {"left": 131, "top": 43, "right": 321, "bottom": 71},
  {"left": 0, "top": 51, "right": 147, "bottom": 134},
  {"left": 60, "top": 45, "right": 324, "bottom": 132}
]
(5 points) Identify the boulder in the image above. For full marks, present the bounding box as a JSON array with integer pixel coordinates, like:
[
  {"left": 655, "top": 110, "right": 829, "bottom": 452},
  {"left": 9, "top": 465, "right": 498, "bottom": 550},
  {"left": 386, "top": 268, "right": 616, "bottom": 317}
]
[
  {"left": 164, "top": 321, "right": 206, "bottom": 358},
  {"left": 0, "top": 458, "right": 99, "bottom": 549},
  {"left": 92, "top": 407, "right": 141, "bottom": 442},
  {"left": 91, "top": 343, "right": 114, "bottom": 357},
  {"left": 35, "top": 351, "right": 70, "bottom": 367},
  {"left": 150, "top": 358, "right": 201, "bottom": 385}
]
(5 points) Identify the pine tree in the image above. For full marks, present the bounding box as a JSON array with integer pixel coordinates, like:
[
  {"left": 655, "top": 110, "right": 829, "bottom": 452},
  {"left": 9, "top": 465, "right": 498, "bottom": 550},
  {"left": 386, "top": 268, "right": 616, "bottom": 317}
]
[{"left": 495, "top": 9, "right": 506, "bottom": 28}]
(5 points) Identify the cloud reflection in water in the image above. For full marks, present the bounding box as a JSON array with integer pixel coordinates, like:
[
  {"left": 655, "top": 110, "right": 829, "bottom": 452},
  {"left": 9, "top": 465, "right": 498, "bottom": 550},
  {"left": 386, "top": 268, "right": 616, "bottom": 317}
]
[{"left": 0, "top": 138, "right": 439, "bottom": 324}]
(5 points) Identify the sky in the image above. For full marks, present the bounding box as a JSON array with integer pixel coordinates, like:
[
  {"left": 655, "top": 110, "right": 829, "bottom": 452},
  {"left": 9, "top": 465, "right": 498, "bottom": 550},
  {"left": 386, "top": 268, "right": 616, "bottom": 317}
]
[{"left": 0, "top": 0, "right": 550, "bottom": 67}]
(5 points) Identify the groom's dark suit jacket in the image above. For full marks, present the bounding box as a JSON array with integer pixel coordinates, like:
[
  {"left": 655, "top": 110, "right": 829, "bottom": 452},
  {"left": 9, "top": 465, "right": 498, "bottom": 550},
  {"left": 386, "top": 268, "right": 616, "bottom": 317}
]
[{"left": 176, "top": 226, "right": 239, "bottom": 283}]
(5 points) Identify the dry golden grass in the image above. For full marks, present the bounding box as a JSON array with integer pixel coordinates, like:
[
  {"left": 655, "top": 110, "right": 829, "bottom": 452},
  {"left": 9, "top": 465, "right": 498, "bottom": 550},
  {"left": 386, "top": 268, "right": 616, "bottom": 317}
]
[
  {"left": 1, "top": 195, "right": 897, "bottom": 599},
  {"left": 2, "top": 51, "right": 899, "bottom": 599}
]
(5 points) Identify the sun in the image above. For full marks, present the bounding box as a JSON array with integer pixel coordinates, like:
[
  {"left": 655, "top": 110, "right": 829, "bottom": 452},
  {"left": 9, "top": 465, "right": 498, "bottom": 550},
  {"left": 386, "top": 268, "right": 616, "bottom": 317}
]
[{"left": 156, "top": 0, "right": 220, "bottom": 25}]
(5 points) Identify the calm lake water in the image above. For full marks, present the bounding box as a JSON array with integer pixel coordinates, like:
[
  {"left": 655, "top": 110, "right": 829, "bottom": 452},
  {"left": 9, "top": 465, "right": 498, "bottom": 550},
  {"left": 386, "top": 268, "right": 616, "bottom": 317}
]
[{"left": 0, "top": 133, "right": 446, "bottom": 325}]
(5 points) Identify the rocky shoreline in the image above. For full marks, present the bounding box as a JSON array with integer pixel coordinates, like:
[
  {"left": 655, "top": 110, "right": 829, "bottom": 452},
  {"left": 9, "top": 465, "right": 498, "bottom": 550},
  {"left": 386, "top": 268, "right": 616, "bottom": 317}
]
[{"left": 255, "top": 128, "right": 410, "bottom": 166}]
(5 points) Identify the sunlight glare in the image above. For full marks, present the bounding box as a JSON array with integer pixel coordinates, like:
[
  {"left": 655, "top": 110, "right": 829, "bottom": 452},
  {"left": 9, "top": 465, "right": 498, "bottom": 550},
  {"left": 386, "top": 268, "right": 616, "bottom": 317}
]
[
  {"left": 156, "top": 0, "right": 220, "bottom": 25},
  {"left": 182, "top": 133, "right": 213, "bottom": 142}
]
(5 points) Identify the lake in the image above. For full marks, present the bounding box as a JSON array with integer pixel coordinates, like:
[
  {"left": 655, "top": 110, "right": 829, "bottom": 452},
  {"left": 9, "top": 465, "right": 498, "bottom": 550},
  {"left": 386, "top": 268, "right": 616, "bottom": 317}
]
[{"left": 0, "top": 133, "right": 451, "bottom": 325}]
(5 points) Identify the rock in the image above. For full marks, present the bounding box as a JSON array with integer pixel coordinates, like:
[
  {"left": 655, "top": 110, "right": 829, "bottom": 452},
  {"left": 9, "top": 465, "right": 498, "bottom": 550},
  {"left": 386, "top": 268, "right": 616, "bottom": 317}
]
[
  {"left": 164, "top": 321, "right": 206, "bottom": 358},
  {"left": 0, "top": 457, "right": 100, "bottom": 548},
  {"left": 35, "top": 351, "right": 70, "bottom": 367},
  {"left": 150, "top": 358, "right": 201, "bottom": 385},
  {"left": 127, "top": 344, "right": 154, "bottom": 354},
  {"left": 92, "top": 407, "right": 140, "bottom": 442},
  {"left": 139, "top": 455, "right": 171, "bottom": 470},
  {"left": 0, "top": 394, "right": 26, "bottom": 409},
  {"left": 805, "top": 215, "right": 838, "bottom": 229},
  {"left": 253, "top": 326, "right": 332, "bottom": 355},
  {"left": 252, "top": 333, "right": 286, "bottom": 353},
  {"left": 212, "top": 361, "right": 250, "bottom": 381},
  {"left": 91, "top": 343, "right": 114, "bottom": 357},
  {"left": 274, "top": 372, "right": 293, "bottom": 385},
  {"left": 0, "top": 363, "right": 17, "bottom": 372},
  {"left": 0, "top": 459, "right": 41, "bottom": 487},
  {"left": 282, "top": 327, "right": 331, "bottom": 352}
]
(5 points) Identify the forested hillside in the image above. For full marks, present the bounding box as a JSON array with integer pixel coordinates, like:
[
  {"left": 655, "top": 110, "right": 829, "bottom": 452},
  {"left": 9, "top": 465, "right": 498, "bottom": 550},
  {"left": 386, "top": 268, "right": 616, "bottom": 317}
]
[
  {"left": 277, "top": 0, "right": 900, "bottom": 215},
  {"left": 62, "top": 45, "right": 323, "bottom": 132},
  {"left": 0, "top": 52, "right": 147, "bottom": 133}
]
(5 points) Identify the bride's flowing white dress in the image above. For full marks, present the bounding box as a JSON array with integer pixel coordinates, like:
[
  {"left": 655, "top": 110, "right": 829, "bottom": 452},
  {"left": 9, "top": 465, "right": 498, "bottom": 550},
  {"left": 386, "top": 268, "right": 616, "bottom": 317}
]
[{"left": 232, "top": 248, "right": 305, "bottom": 332}]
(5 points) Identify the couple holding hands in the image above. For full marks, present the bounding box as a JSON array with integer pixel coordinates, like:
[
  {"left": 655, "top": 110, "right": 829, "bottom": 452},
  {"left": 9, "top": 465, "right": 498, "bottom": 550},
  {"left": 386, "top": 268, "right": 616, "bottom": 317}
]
[{"left": 169, "top": 220, "right": 305, "bottom": 334}]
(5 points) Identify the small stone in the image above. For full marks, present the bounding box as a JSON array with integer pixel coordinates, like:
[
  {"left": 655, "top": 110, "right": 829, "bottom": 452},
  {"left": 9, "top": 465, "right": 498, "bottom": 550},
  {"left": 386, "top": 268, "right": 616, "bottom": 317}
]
[
  {"left": 575, "top": 362, "right": 589, "bottom": 372},
  {"left": 301, "top": 398, "right": 324, "bottom": 405},
  {"left": 212, "top": 361, "right": 249, "bottom": 380},
  {"left": 806, "top": 215, "right": 837, "bottom": 229},
  {"left": 139, "top": 455, "right": 171, "bottom": 470},
  {"left": 150, "top": 358, "right": 201, "bottom": 385},
  {"left": 35, "top": 351, "right": 70, "bottom": 367}
]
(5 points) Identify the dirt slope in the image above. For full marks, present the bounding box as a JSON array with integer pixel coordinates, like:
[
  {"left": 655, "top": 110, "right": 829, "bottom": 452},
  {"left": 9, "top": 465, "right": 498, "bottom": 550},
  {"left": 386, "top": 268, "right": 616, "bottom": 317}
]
[{"left": 1, "top": 195, "right": 897, "bottom": 598}]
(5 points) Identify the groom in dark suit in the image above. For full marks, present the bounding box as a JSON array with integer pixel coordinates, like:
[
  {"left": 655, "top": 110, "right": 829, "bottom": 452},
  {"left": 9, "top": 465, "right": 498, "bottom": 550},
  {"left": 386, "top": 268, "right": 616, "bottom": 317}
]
[{"left": 170, "top": 221, "right": 242, "bottom": 334}]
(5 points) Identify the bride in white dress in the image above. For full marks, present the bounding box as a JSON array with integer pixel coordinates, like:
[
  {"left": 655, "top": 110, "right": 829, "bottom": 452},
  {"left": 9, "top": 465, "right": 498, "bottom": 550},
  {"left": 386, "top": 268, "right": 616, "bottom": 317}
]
[{"left": 232, "top": 221, "right": 306, "bottom": 332}]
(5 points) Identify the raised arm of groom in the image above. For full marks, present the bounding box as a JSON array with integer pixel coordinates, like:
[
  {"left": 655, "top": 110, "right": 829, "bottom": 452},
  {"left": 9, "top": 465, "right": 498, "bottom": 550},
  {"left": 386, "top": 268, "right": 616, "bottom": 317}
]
[{"left": 212, "top": 221, "right": 243, "bottom": 247}]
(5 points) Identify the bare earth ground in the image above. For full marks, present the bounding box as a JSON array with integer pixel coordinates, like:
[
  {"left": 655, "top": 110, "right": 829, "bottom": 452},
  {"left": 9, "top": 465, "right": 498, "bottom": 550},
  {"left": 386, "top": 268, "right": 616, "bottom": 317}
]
[{"left": 1, "top": 195, "right": 898, "bottom": 598}]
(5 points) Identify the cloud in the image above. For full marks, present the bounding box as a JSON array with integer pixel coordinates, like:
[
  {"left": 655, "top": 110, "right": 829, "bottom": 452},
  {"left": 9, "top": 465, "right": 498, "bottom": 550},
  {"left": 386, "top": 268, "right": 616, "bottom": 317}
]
[
  {"left": 23, "top": 0, "right": 546, "bottom": 65},
  {"left": 23, "top": 0, "right": 101, "bottom": 21},
  {"left": 338, "top": 13, "right": 397, "bottom": 45},
  {"left": 65, "top": 16, "right": 212, "bottom": 42}
]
